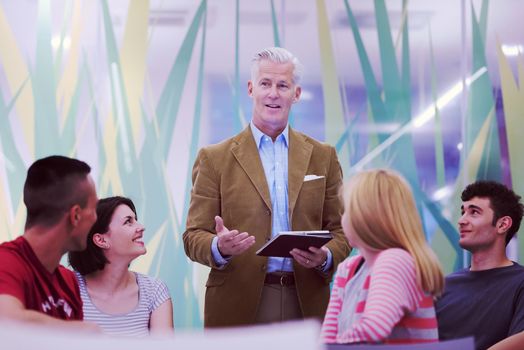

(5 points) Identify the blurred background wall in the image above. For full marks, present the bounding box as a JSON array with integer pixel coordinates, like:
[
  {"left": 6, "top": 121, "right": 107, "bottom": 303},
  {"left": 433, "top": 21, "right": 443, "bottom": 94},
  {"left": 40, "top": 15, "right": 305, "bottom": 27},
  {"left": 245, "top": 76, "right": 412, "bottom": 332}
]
[{"left": 1, "top": 0, "right": 523, "bottom": 328}]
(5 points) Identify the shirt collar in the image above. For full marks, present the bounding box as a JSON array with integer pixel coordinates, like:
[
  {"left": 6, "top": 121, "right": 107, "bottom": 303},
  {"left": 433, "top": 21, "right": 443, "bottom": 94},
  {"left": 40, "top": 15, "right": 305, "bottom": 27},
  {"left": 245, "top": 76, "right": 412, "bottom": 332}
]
[{"left": 250, "top": 122, "right": 289, "bottom": 148}]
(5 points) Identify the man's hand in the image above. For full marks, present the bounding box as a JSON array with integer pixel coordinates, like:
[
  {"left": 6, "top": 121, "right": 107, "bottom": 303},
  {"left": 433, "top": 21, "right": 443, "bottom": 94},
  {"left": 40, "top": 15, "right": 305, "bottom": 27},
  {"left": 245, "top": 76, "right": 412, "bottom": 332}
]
[
  {"left": 290, "top": 246, "right": 328, "bottom": 269},
  {"left": 215, "top": 216, "right": 255, "bottom": 256}
]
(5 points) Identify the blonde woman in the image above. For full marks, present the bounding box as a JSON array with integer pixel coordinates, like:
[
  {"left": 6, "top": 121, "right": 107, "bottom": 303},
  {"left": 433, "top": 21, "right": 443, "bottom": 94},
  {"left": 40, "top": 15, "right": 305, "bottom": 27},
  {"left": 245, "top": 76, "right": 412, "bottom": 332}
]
[{"left": 321, "top": 169, "right": 444, "bottom": 344}]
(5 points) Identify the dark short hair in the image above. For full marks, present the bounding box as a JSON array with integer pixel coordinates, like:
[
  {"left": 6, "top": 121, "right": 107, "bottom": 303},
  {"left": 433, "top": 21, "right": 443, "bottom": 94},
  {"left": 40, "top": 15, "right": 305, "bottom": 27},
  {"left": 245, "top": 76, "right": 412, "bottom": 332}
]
[
  {"left": 461, "top": 180, "right": 524, "bottom": 245},
  {"left": 24, "top": 155, "right": 91, "bottom": 229},
  {"left": 68, "top": 196, "right": 137, "bottom": 275}
]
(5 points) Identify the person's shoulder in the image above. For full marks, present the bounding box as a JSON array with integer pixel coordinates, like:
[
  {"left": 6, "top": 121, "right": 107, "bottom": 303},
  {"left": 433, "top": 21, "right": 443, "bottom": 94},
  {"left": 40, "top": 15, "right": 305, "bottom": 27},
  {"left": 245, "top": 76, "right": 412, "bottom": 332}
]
[
  {"left": 135, "top": 272, "right": 168, "bottom": 290},
  {"left": 376, "top": 247, "right": 414, "bottom": 265},
  {"left": 57, "top": 265, "right": 77, "bottom": 279},
  {"left": 445, "top": 268, "right": 469, "bottom": 279},
  {"left": 291, "top": 129, "right": 334, "bottom": 150},
  {"left": 339, "top": 255, "right": 364, "bottom": 271},
  {"left": 0, "top": 236, "right": 24, "bottom": 252},
  {"left": 0, "top": 237, "right": 29, "bottom": 268},
  {"left": 509, "top": 262, "right": 524, "bottom": 271}
]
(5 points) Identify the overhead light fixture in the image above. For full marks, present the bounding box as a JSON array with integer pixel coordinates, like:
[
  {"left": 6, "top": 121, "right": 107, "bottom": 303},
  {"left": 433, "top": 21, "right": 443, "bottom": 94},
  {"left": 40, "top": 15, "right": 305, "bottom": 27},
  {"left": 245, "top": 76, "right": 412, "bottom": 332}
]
[
  {"left": 352, "top": 67, "right": 487, "bottom": 172},
  {"left": 501, "top": 44, "right": 523, "bottom": 57},
  {"left": 432, "top": 185, "right": 452, "bottom": 201},
  {"left": 51, "top": 36, "right": 71, "bottom": 51}
]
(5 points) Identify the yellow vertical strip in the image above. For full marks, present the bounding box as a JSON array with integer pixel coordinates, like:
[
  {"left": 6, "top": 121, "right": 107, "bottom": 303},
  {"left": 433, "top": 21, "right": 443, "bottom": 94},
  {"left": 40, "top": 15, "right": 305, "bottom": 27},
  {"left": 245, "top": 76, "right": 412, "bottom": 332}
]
[
  {"left": 449, "top": 109, "right": 495, "bottom": 226},
  {"left": 56, "top": 0, "right": 84, "bottom": 128},
  {"left": 132, "top": 222, "right": 166, "bottom": 274},
  {"left": 100, "top": 112, "right": 124, "bottom": 195},
  {"left": 497, "top": 43, "right": 524, "bottom": 193},
  {"left": 0, "top": 178, "right": 12, "bottom": 242},
  {"left": 120, "top": 0, "right": 150, "bottom": 151},
  {"left": 0, "top": 4, "right": 34, "bottom": 156},
  {"left": 315, "top": 0, "right": 349, "bottom": 169},
  {"left": 518, "top": 52, "right": 524, "bottom": 101}
]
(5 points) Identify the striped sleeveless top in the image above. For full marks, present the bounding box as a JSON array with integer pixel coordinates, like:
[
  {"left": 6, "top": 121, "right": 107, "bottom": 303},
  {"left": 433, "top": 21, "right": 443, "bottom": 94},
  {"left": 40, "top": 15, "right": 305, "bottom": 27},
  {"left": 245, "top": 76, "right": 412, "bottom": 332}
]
[
  {"left": 321, "top": 248, "right": 438, "bottom": 344},
  {"left": 76, "top": 271, "right": 171, "bottom": 337}
]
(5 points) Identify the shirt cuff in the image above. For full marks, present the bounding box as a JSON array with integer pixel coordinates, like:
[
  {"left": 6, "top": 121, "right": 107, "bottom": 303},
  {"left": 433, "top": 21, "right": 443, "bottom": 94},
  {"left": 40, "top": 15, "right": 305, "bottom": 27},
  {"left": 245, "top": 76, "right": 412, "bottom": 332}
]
[
  {"left": 211, "top": 236, "right": 231, "bottom": 267},
  {"left": 320, "top": 248, "right": 333, "bottom": 272}
]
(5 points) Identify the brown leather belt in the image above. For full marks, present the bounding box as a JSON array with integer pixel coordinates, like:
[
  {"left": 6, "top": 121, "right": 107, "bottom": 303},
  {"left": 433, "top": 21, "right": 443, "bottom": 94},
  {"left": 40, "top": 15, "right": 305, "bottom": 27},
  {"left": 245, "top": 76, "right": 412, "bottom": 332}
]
[{"left": 264, "top": 273, "right": 295, "bottom": 286}]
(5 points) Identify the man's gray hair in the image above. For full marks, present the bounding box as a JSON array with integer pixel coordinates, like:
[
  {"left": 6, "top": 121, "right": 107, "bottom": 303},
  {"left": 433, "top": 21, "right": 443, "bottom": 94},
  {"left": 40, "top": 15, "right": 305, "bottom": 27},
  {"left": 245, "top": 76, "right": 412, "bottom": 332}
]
[{"left": 251, "top": 47, "right": 303, "bottom": 84}]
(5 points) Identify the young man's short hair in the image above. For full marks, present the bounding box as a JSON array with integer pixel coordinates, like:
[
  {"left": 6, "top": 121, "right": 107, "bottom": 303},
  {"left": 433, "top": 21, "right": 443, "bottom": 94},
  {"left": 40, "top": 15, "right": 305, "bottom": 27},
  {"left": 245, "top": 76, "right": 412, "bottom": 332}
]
[
  {"left": 24, "top": 155, "right": 91, "bottom": 229},
  {"left": 461, "top": 180, "right": 524, "bottom": 244}
]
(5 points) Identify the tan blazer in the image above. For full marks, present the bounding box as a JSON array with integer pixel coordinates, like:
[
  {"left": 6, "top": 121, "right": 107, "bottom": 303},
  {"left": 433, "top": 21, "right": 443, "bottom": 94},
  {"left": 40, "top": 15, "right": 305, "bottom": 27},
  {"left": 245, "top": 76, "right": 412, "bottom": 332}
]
[{"left": 183, "top": 126, "right": 350, "bottom": 327}]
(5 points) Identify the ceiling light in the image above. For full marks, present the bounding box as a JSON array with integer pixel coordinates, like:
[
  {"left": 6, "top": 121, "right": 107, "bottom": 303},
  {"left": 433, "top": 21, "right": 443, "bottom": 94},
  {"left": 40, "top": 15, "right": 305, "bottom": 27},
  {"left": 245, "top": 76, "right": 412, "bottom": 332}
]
[{"left": 501, "top": 44, "right": 523, "bottom": 57}]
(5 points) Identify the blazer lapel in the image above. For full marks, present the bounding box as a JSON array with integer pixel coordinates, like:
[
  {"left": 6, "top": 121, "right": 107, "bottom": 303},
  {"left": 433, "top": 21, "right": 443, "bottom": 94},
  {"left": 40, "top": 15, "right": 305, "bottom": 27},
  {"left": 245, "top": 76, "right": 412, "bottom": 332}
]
[
  {"left": 231, "top": 127, "right": 272, "bottom": 211},
  {"left": 288, "top": 128, "right": 313, "bottom": 216}
]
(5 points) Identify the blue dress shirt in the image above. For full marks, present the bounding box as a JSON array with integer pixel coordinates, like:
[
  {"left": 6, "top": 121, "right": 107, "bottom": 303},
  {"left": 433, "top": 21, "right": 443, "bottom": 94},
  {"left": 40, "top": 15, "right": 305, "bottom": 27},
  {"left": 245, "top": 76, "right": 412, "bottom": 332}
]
[{"left": 211, "top": 123, "right": 332, "bottom": 272}]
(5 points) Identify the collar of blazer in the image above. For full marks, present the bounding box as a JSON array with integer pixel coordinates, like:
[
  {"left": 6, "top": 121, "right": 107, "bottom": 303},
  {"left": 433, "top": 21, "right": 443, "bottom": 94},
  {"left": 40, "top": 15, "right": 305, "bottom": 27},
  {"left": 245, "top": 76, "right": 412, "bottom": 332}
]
[{"left": 231, "top": 126, "right": 314, "bottom": 215}]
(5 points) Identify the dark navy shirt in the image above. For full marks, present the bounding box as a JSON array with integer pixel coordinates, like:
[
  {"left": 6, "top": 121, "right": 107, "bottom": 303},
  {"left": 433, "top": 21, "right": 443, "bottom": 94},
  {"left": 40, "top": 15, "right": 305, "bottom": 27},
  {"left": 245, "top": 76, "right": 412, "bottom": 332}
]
[{"left": 436, "top": 262, "right": 524, "bottom": 350}]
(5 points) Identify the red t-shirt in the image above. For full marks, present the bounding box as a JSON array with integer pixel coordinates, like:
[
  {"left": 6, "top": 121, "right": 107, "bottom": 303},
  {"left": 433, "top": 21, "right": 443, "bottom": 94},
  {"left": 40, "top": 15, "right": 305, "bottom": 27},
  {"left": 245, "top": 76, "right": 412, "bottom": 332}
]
[{"left": 0, "top": 236, "right": 83, "bottom": 320}]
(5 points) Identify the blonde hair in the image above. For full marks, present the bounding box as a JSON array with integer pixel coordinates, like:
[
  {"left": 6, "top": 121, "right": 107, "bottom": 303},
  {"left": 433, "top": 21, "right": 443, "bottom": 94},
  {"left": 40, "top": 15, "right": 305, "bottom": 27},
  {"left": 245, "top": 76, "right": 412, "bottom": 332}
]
[{"left": 344, "top": 169, "right": 444, "bottom": 296}]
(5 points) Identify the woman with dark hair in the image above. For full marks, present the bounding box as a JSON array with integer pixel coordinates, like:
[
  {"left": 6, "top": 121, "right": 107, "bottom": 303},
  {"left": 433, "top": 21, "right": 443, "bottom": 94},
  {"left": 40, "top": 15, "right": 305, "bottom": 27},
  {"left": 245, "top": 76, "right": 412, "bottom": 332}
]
[{"left": 68, "top": 196, "right": 173, "bottom": 337}]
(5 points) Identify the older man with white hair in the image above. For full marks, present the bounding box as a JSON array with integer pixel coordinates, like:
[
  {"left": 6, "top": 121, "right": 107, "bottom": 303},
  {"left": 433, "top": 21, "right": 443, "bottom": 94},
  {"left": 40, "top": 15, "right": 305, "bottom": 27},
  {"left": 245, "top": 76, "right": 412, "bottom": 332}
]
[{"left": 183, "top": 47, "right": 350, "bottom": 327}]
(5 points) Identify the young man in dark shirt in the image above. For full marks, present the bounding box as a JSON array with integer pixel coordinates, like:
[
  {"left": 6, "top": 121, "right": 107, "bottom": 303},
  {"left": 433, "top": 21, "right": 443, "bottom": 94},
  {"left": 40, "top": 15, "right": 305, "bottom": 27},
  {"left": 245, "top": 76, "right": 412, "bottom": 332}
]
[{"left": 436, "top": 180, "right": 524, "bottom": 349}]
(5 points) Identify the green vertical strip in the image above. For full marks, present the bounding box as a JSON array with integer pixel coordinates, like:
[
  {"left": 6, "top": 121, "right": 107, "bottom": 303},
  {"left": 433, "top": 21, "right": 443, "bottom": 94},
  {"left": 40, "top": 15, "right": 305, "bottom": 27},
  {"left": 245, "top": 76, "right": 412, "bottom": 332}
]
[
  {"left": 0, "top": 79, "right": 27, "bottom": 211},
  {"left": 61, "top": 66, "right": 83, "bottom": 154},
  {"left": 479, "top": 0, "right": 489, "bottom": 44},
  {"left": 374, "top": 0, "right": 402, "bottom": 123},
  {"left": 418, "top": 190, "right": 462, "bottom": 271},
  {"left": 53, "top": 0, "right": 72, "bottom": 79},
  {"left": 82, "top": 52, "right": 106, "bottom": 185},
  {"left": 342, "top": 0, "right": 386, "bottom": 135},
  {"left": 374, "top": 0, "right": 419, "bottom": 187},
  {"left": 155, "top": 0, "right": 207, "bottom": 157},
  {"left": 181, "top": 0, "right": 207, "bottom": 327},
  {"left": 429, "top": 27, "right": 445, "bottom": 187},
  {"left": 137, "top": 0, "right": 207, "bottom": 328},
  {"left": 182, "top": 3, "right": 207, "bottom": 233},
  {"left": 34, "top": 0, "right": 59, "bottom": 156},
  {"left": 270, "top": 0, "right": 281, "bottom": 47},
  {"left": 468, "top": 3, "right": 501, "bottom": 181},
  {"left": 400, "top": 0, "right": 410, "bottom": 109}
]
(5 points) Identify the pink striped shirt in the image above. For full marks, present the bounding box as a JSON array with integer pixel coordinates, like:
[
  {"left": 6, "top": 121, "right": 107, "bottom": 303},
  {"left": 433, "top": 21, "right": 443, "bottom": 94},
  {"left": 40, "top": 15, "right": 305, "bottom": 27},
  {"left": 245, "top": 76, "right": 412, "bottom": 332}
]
[{"left": 320, "top": 248, "right": 438, "bottom": 344}]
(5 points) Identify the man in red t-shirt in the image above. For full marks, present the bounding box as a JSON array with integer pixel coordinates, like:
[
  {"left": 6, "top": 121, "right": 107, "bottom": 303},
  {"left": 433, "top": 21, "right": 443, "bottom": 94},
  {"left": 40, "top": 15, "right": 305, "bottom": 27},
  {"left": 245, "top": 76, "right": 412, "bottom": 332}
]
[{"left": 0, "top": 156, "right": 98, "bottom": 329}]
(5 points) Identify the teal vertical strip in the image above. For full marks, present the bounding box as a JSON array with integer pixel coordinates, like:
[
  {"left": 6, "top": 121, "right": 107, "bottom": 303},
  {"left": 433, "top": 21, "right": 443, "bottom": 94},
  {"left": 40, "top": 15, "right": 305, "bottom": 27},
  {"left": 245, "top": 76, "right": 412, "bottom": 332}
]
[
  {"left": 34, "top": 0, "right": 59, "bottom": 156},
  {"left": 419, "top": 190, "right": 462, "bottom": 271},
  {"left": 155, "top": 0, "right": 207, "bottom": 156},
  {"left": 270, "top": 0, "right": 281, "bottom": 47},
  {"left": 429, "top": 27, "right": 445, "bottom": 187},
  {"left": 374, "top": 0, "right": 402, "bottom": 123},
  {"left": 53, "top": 0, "right": 72, "bottom": 79},
  {"left": 400, "top": 0, "right": 410, "bottom": 107},
  {"left": 182, "top": 3, "right": 207, "bottom": 233},
  {"left": 342, "top": 0, "right": 386, "bottom": 133},
  {"left": 137, "top": 0, "right": 207, "bottom": 329},
  {"left": 0, "top": 79, "right": 28, "bottom": 211},
  {"left": 479, "top": 0, "right": 489, "bottom": 45},
  {"left": 166, "top": 0, "right": 208, "bottom": 328},
  {"left": 81, "top": 52, "right": 106, "bottom": 184},
  {"left": 373, "top": 0, "right": 419, "bottom": 187},
  {"left": 61, "top": 64, "right": 84, "bottom": 154},
  {"left": 468, "top": 2, "right": 501, "bottom": 181}
]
